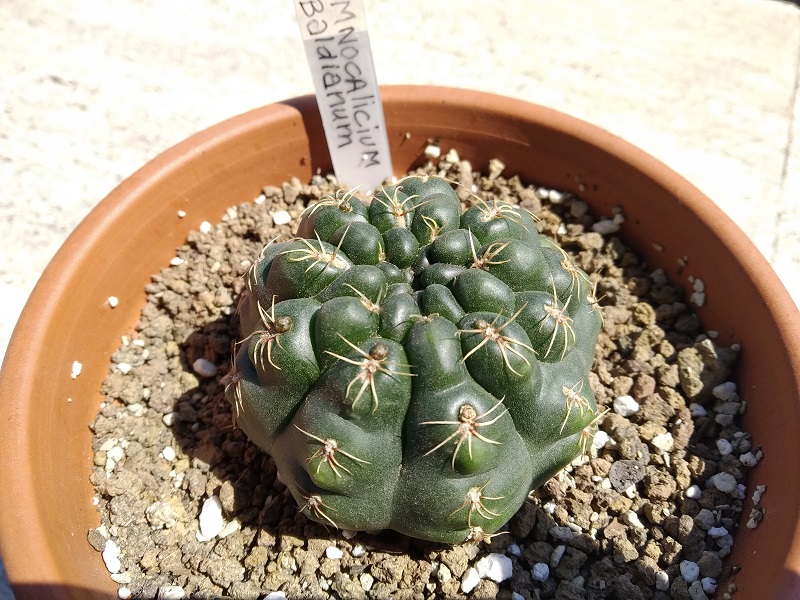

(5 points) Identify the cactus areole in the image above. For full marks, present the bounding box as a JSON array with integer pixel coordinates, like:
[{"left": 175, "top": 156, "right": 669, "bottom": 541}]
[{"left": 226, "top": 175, "right": 602, "bottom": 543}]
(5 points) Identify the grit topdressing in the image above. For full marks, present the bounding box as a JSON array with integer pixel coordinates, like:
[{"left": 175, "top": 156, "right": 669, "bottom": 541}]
[{"left": 88, "top": 152, "right": 761, "bottom": 600}]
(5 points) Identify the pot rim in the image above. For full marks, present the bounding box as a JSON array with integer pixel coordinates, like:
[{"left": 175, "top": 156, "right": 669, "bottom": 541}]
[{"left": 1, "top": 85, "right": 799, "bottom": 597}]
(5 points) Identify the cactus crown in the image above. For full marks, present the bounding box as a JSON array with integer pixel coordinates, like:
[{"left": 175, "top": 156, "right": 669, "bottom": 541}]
[{"left": 226, "top": 175, "right": 602, "bottom": 543}]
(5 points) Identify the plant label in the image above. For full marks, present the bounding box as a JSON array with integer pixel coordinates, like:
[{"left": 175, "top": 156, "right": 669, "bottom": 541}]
[{"left": 294, "top": 0, "right": 393, "bottom": 193}]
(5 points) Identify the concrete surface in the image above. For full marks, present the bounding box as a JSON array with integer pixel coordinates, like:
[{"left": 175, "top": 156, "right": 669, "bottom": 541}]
[{"left": 1, "top": 0, "right": 799, "bottom": 593}]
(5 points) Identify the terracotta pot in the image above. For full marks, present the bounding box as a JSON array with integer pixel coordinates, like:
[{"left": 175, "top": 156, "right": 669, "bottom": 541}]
[{"left": 1, "top": 86, "right": 798, "bottom": 599}]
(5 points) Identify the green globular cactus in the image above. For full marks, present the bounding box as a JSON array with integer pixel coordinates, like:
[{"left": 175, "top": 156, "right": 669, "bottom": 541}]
[{"left": 226, "top": 175, "right": 603, "bottom": 544}]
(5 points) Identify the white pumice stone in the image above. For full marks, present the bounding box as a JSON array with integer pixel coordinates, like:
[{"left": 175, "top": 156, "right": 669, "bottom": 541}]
[
  {"left": 546, "top": 545, "right": 564, "bottom": 569},
  {"left": 651, "top": 432, "right": 674, "bottom": 452},
  {"left": 531, "top": 562, "right": 550, "bottom": 582},
  {"left": 716, "top": 439, "right": 733, "bottom": 455},
  {"left": 655, "top": 571, "right": 670, "bottom": 591},
  {"left": 701, "top": 577, "right": 718, "bottom": 593},
  {"left": 708, "top": 526, "right": 729, "bottom": 538},
  {"left": 272, "top": 210, "right": 291, "bottom": 225},
  {"left": 102, "top": 539, "right": 122, "bottom": 574},
  {"left": 475, "top": 553, "right": 513, "bottom": 582},
  {"left": 157, "top": 586, "right": 186, "bottom": 600},
  {"left": 460, "top": 567, "right": 480, "bottom": 593},
  {"left": 686, "top": 485, "right": 702, "bottom": 499},
  {"left": 712, "top": 472, "right": 738, "bottom": 494},
  {"left": 688, "top": 403, "right": 707, "bottom": 417},
  {"left": 198, "top": 495, "right": 224, "bottom": 540},
  {"left": 592, "top": 219, "right": 620, "bottom": 234},
  {"left": 613, "top": 395, "right": 639, "bottom": 417},
  {"left": 680, "top": 560, "right": 700, "bottom": 583},
  {"left": 712, "top": 381, "right": 737, "bottom": 401},
  {"left": 325, "top": 546, "right": 344, "bottom": 559}
]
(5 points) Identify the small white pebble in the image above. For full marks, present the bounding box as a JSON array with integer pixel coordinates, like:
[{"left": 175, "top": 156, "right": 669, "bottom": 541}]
[
  {"left": 593, "top": 430, "right": 610, "bottom": 449},
  {"left": 163, "top": 412, "right": 177, "bottom": 427},
  {"left": 592, "top": 219, "right": 620, "bottom": 234},
  {"left": 689, "top": 403, "right": 707, "bottom": 418},
  {"left": 435, "top": 563, "right": 452, "bottom": 583},
  {"left": 692, "top": 278, "right": 705, "bottom": 293},
  {"left": 716, "top": 439, "right": 733, "bottom": 456},
  {"left": 460, "top": 567, "right": 481, "bottom": 593},
  {"left": 177, "top": 210, "right": 187, "bottom": 218},
  {"left": 71, "top": 360, "right": 83, "bottom": 379},
  {"left": 686, "top": 485, "right": 702, "bottom": 499},
  {"left": 272, "top": 210, "right": 292, "bottom": 226},
  {"left": 707, "top": 526, "right": 729, "bottom": 538},
  {"left": 690, "top": 291, "right": 706, "bottom": 307},
  {"left": 613, "top": 395, "right": 640, "bottom": 417},
  {"left": 198, "top": 221, "right": 212, "bottom": 234},
  {"left": 117, "top": 362, "right": 132, "bottom": 375},
  {"left": 753, "top": 484, "right": 766, "bottom": 504},
  {"left": 341, "top": 529, "right": 357, "bottom": 539},
  {"left": 444, "top": 148, "right": 460, "bottom": 163},
  {"left": 157, "top": 586, "right": 186, "bottom": 600},
  {"left": 102, "top": 539, "right": 122, "bottom": 574},
  {"left": 488, "top": 158, "right": 506, "bottom": 179},
  {"left": 162, "top": 446, "right": 176, "bottom": 461},
  {"left": 622, "top": 510, "right": 645, "bottom": 529},
  {"left": 651, "top": 432, "right": 674, "bottom": 452},
  {"left": 548, "top": 189, "right": 564, "bottom": 204},
  {"left": 712, "top": 472, "right": 738, "bottom": 494},
  {"left": 359, "top": 573, "right": 374, "bottom": 591},
  {"left": 325, "top": 546, "right": 344, "bottom": 559},
  {"left": 192, "top": 358, "right": 218, "bottom": 378},
  {"left": 475, "top": 553, "right": 513, "bottom": 582},
  {"left": 107, "top": 296, "right": 119, "bottom": 308},
  {"left": 531, "top": 562, "right": 550, "bottom": 582},
  {"left": 198, "top": 495, "right": 225, "bottom": 539},
  {"left": 655, "top": 570, "right": 670, "bottom": 591},
  {"left": 512, "top": 593, "right": 525, "bottom": 600},
  {"left": 550, "top": 545, "right": 566, "bottom": 567},
  {"left": 107, "top": 445, "right": 125, "bottom": 462},
  {"left": 701, "top": 577, "right": 718, "bottom": 594},
  {"left": 218, "top": 518, "right": 241, "bottom": 538},
  {"left": 507, "top": 543, "right": 521, "bottom": 557},
  {"left": 264, "top": 593, "right": 287, "bottom": 600},
  {"left": 118, "top": 588, "right": 132, "bottom": 599},
  {"left": 352, "top": 544, "right": 366, "bottom": 558},
  {"left": 680, "top": 560, "right": 700, "bottom": 583},
  {"left": 424, "top": 144, "right": 441, "bottom": 160},
  {"left": 543, "top": 502, "right": 557, "bottom": 515},
  {"left": 169, "top": 257, "right": 185, "bottom": 266},
  {"left": 713, "top": 382, "right": 737, "bottom": 401}
]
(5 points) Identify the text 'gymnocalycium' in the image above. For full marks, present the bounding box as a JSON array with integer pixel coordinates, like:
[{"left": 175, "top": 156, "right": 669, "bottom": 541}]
[{"left": 226, "top": 175, "right": 602, "bottom": 543}]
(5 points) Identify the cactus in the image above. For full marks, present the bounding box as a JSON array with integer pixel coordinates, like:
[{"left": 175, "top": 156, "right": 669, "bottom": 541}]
[{"left": 226, "top": 175, "right": 603, "bottom": 543}]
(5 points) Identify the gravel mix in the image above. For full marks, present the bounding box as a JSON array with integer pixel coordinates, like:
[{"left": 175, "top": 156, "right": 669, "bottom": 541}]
[{"left": 88, "top": 151, "right": 763, "bottom": 599}]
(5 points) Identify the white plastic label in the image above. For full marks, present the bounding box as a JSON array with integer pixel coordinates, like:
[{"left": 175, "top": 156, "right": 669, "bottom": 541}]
[{"left": 294, "top": 0, "right": 393, "bottom": 192}]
